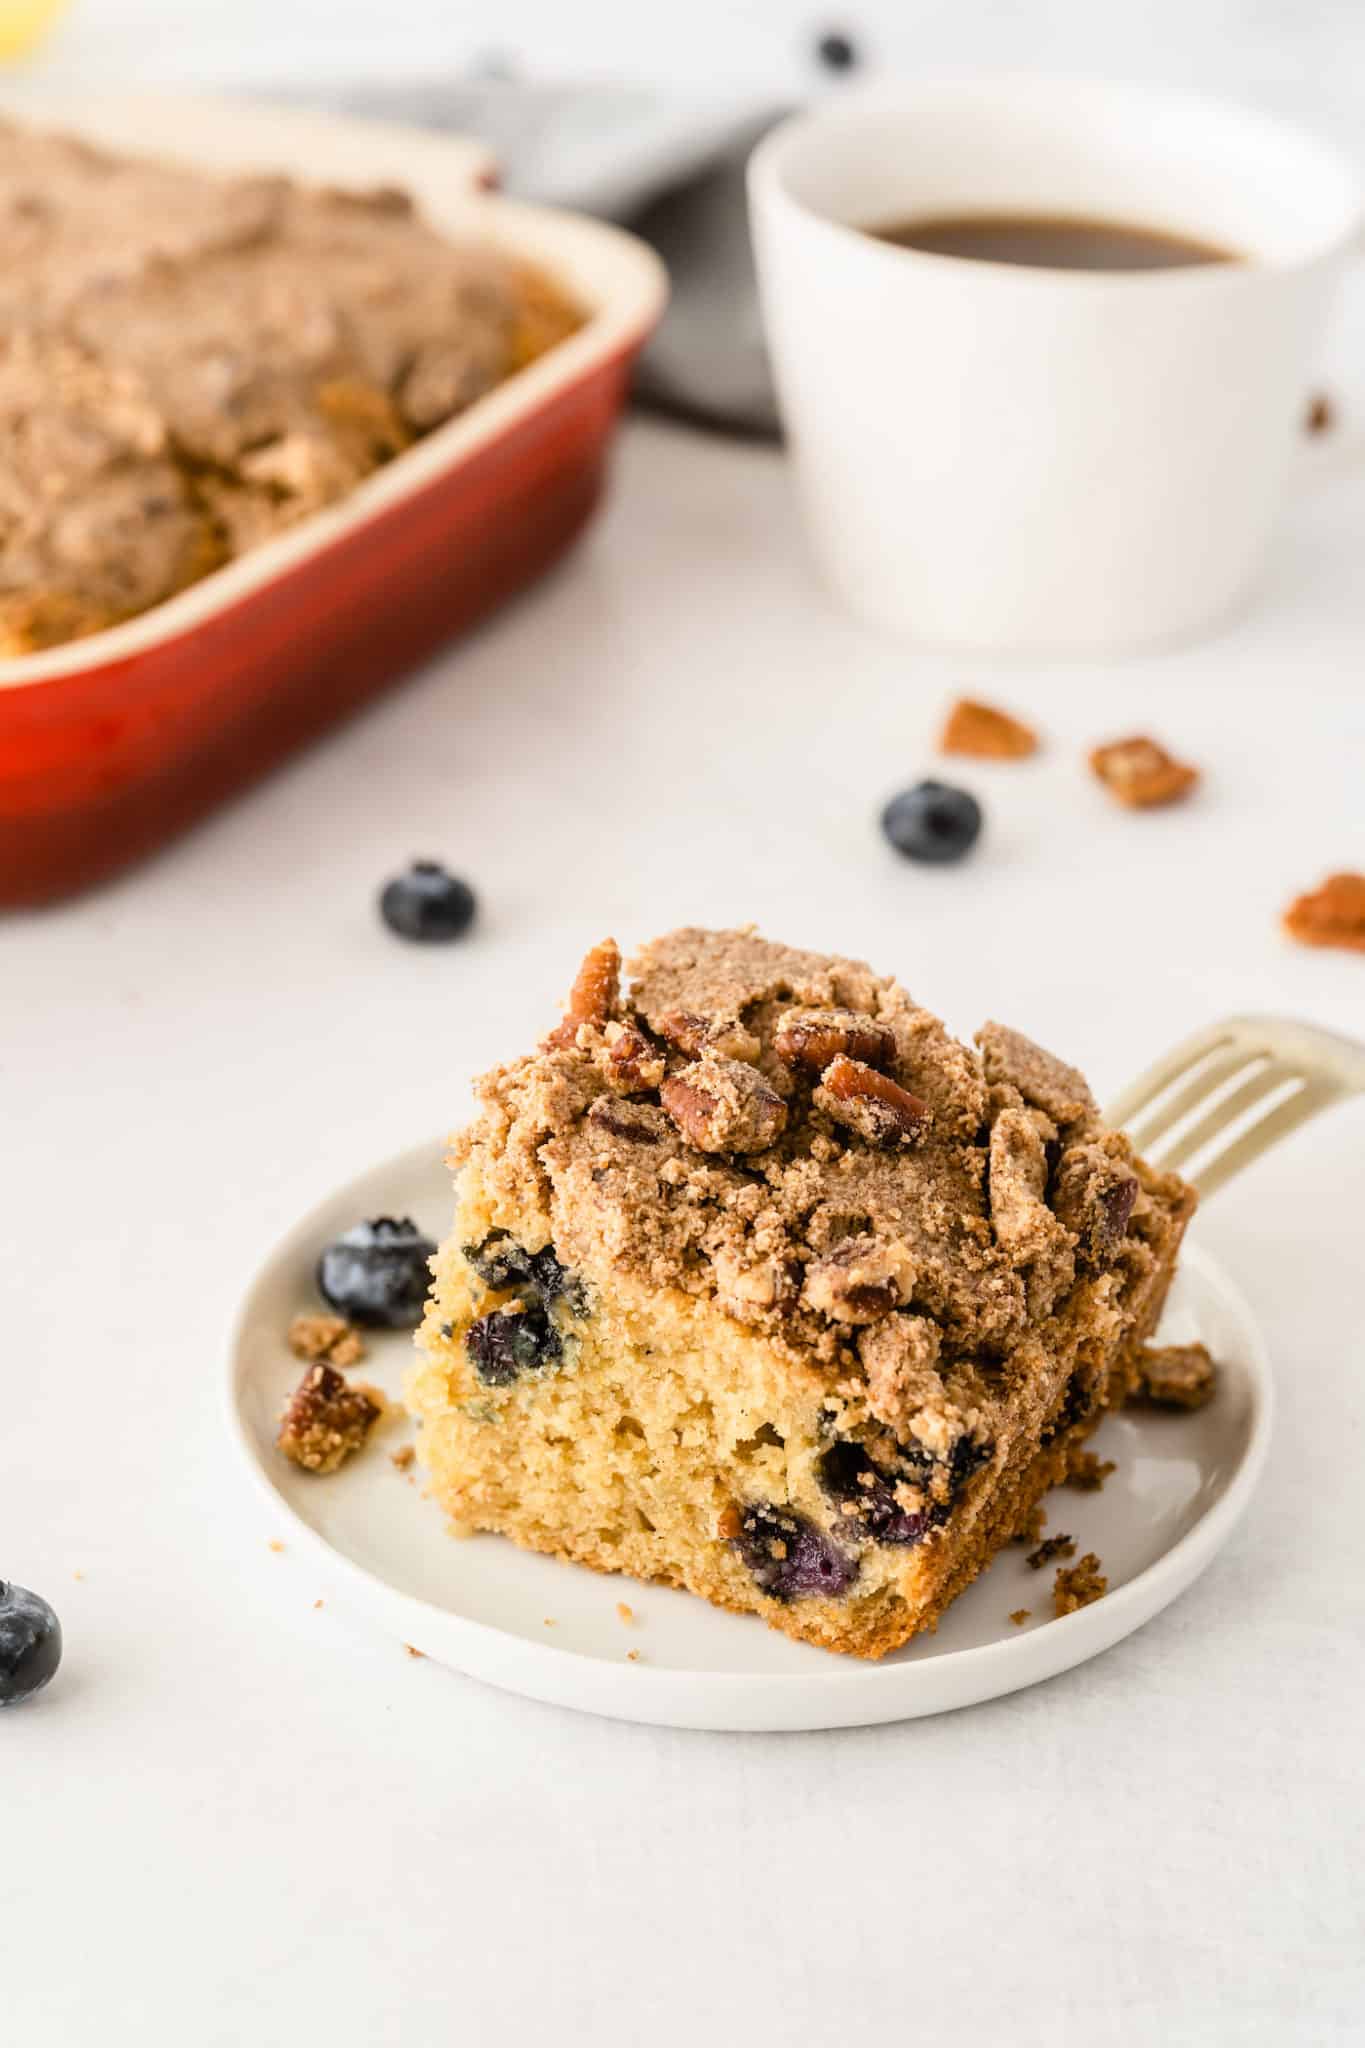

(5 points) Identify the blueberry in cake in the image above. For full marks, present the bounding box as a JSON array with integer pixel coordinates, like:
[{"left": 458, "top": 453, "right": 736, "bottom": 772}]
[{"left": 406, "top": 928, "right": 1195, "bottom": 1658}]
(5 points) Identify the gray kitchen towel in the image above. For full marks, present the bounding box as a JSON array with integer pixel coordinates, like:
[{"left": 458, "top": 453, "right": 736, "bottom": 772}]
[{"left": 317, "top": 78, "right": 791, "bottom": 437}]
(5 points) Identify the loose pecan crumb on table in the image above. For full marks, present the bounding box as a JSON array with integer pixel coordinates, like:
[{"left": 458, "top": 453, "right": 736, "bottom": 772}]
[
  {"left": 940, "top": 697, "right": 1039, "bottom": 760},
  {"left": 1089, "top": 735, "right": 1200, "bottom": 809},
  {"left": 1282, "top": 872, "right": 1365, "bottom": 955}
]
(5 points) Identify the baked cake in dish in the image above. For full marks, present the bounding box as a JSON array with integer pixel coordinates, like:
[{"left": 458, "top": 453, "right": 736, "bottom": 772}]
[
  {"left": 0, "top": 121, "right": 582, "bottom": 653},
  {"left": 407, "top": 928, "right": 1195, "bottom": 1659}
]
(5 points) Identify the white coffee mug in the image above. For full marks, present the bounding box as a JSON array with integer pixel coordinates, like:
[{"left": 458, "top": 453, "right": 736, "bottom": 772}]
[{"left": 748, "top": 76, "right": 1361, "bottom": 654}]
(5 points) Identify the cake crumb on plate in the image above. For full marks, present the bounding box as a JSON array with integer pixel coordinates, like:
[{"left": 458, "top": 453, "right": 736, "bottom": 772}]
[
  {"left": 1026, "top": 1534, "right": 1075, "bottom": 1571},
  {"left": 1054, "top": 1553, "right": 1107, "bottom": 1615},
  {"left": 1009, "top": 1608, "right": 1031, "bottom": 1626},
  {"left": 1065, "top": 1450, "right": 1116, "bottom": 1492}
]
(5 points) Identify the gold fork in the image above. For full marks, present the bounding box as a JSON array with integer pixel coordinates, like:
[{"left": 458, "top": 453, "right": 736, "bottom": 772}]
[{"left": 1108, "top": 1015, "right": 1365, "bottom": 1198}]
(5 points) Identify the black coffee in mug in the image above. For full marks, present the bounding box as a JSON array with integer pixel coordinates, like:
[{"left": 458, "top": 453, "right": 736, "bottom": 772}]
[{"left": 867, "top": 212, "right": 1239, "bottom": 272}]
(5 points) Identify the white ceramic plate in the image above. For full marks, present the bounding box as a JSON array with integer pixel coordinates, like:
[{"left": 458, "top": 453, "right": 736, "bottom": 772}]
[{"left": 227, "top": 1139, "right": 1272, "bottom": 1732}]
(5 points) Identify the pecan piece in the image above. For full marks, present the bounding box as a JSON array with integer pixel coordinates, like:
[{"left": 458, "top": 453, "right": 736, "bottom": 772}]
[
  {"left": 803, "top": 1235, "right": 916, "bottom": 1323},
  {"left": 547, "top": 937, "right": 620, "bottom": 1047},
  {"left": 660, "top": 1054, "right": 787, "bottom": 1154},
  {"left": 1282, "top": 871, "right": 1365, "bottom": 954},
  {"left": 713, "top": 1248, "right": 799, "bottom": 1323},
  {"left": 654, "top": 1009, "right": 761, "bottom": 1063},
  {"left": 1051, "top": 1140, "right": 1139, "bottom": 1267},
  {"left": 586, "top": 1096, "right": 669, "bottom": 1146},
  {"left": 939, "top": 696, "right": 1038, "bottom": 761},
  {"left": 277, "top": 1363, "right": 383, "bottom": 1474},
  {"left": 1089, "top": 734, "right": 1199, "bottom": 809},
  {"left": 601, "top": 1020, "right": 666, "bottom": 1094},
  {"left": 815, "top": 1055, "right": 929, "bottom": 1147},
  {"left": 774, "top": 1006, "right": 896, "bottom": 1074}
]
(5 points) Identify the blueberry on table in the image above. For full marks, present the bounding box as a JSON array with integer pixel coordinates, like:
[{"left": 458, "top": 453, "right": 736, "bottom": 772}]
[
  {"left": 379, "top": 862, "right": 477, "bottom": 942},
  {"left": 316, "top": 1217, "right": 437, "bottom": 1329},
  {"left": 881, "top": 781, "right": 982, "bottom": 864},
  {"left": 0, "top": 1581, "right": 61, "bottom": 1707},
  {"left": 816, "top": 28, "right": 859, "bottom": 70}
]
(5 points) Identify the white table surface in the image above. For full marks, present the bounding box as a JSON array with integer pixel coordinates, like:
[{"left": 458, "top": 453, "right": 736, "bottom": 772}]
[{"left": 4, "top": 415, "right": 1364, "bottom": 2045}]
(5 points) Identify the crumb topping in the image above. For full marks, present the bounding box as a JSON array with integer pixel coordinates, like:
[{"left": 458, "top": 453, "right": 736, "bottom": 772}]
[{"left": 454, "top": 926, "right": 1191, "bottom": 1463}]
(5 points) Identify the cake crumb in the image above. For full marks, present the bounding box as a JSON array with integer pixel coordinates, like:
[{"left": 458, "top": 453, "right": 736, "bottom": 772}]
[
  {"left": 940, "top": 696, "right": 1038, "bottom": 760},
  {"left": 1026, "top": 1533, "right": 1075, "bottom": 1571},
  {"left": 405, "top": 1643, "right": 425, "bottom": 1659},
  {"left": 1065, "top": 1450, "right": 1117, "bottom": 1492},
  {"left": 1089, "top": 734, "right": 1199, "bottom": 809},
  {"left": 1282, "top": 871, "right": 1365, "bottom": 955},
  {"left": 1054, "top": 1553, "right": 1107, "bottom": 1615},
  {"left": 1305, "top": 392, "right": 1334, "bottom": 434},
  {"left": 1131, "top": 1340, "right": 1218, "bottom": 1411},
  {"left": 391, "top": 1444, "right": 416, "bottom": 1470},
  {"left": 616, "top": 1602, "right": 634, "bottom": 1624},
  {"left": 543, "top": 1617, "right": 557, "bottom": 1627},
  {"left": 1014, "top": 1504, "right": 1047, "bottom": 1546},
  {"left": 1009, "top": 1608, "right": 1032, "bottom": 1626},
  {"left": 72, "top": 1570, "right": 84, "bottom": 1582},
  {"left": 626, "top": 1649, "right": 641, "bottom": 1662},
  {"left": 313, "top": 1598, "right": 324, "bottom": 1609},
  {"left": 288, "top": 1312, "right": 366, "bottom": 1368},
  {"left": 268, "top": 1539, "right": 285, "bottom": 1553}
]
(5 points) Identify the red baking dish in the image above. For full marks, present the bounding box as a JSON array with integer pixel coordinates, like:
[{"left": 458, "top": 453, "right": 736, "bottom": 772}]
[{"left": 0, "top": 96, "right": 667, "bottom": 906}]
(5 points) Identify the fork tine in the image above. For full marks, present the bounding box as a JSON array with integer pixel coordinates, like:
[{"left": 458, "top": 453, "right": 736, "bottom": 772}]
[
  {"left": 1105, "top": 1025, "right": 1237, "bottom": 1131},
  {"left": 1122, "top": 1046, "right": 1260, "bottom": 1149},
  {"left": 1189, "top": 1080, "right": 1341, "bottom": 1198},
  {"left": 1153, "top": 1062, "right": 1302, "bottom": 1172}
]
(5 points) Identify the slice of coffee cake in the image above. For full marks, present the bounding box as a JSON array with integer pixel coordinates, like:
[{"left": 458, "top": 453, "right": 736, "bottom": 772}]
[{"left": 406, "top": 928, "right": 1194, "bottom": 1659}]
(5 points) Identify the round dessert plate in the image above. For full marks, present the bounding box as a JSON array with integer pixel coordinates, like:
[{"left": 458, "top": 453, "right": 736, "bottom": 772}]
[{"left": 228, "top": 1138, "right": 1272, "bottom": 1732}]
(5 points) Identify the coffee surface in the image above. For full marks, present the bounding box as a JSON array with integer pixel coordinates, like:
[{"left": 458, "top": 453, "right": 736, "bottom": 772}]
[{"left": 869, "top": 212, "right": 1237, "bottom": 272}]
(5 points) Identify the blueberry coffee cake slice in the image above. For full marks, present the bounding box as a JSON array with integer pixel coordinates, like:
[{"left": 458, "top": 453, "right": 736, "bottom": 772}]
[{"left": 407, "top": 928, "right": 1195, "bottom": 1658}]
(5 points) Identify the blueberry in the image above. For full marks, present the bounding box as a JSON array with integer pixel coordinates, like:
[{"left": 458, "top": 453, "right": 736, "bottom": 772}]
[
  {"left": 819, "top": 1435, "right": 994, "bottom": 1544},
  {"left": 379, "top": 862, "right": 477, "bottom": 943},
  {"left": 819, "top": 1441, "right": 932, "bottom": 1545},
  {"left": 815, "top": 28, "right": 858, "bottom": 70},
  {"left": 0, "top": 1581, "right": 61, "bottom": 1708},
  {"left": 730, "top": 1502, "right": 858, "bottom": 1602},
  {"left": 881, "top": 781, "right": 982, "bottom": 864},
  {"left": 316, "top": 1216, "right": 436, "bottom": 1329},
  {"left": 463, "top": 1233, "right": 587, "bottom": 1316},
  {"left": 467, "top": 1303, "right": 562, "bottom": 1386}
]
